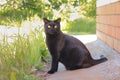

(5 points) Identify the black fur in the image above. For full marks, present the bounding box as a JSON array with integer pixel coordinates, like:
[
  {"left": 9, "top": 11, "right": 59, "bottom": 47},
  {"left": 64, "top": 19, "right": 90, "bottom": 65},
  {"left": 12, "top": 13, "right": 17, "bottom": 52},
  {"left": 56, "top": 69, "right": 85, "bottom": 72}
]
[{"left": 43, "top": 18, "right": 107, "bottom": 74}]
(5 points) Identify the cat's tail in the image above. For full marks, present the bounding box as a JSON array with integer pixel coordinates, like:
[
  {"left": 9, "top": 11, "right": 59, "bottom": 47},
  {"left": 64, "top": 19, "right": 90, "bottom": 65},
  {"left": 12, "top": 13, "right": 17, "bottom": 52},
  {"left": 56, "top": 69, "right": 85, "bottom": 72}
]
[{"left": 91, "top": 55, "right": 108, "bottom": 65}]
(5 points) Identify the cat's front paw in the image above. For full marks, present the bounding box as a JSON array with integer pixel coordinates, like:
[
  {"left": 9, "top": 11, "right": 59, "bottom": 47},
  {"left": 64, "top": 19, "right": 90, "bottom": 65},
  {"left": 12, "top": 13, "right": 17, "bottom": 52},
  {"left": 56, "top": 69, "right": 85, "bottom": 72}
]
[{"left": 47, "top": 70, "right": 56, "bottom": 74}]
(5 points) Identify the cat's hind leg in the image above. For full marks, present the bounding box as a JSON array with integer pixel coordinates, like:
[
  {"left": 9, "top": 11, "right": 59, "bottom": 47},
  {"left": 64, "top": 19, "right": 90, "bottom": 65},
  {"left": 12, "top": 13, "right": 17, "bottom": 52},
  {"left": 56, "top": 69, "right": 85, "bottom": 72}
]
[
  {"left": 82, "top": 63, "right": 92, "bottom": 68},
  {"left": 68, "top": 63, "right": 92, "bottom": 70},
  {"left": 68, "top": 65, "right": 81, "bottom": 70}
]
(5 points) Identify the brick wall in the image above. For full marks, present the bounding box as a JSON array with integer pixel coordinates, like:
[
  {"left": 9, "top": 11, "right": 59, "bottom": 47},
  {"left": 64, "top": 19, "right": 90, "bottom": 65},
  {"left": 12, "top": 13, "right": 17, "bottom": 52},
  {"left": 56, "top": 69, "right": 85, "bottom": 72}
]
[{"left": 96, "top": 0, "right": 120, "bottom": 53}]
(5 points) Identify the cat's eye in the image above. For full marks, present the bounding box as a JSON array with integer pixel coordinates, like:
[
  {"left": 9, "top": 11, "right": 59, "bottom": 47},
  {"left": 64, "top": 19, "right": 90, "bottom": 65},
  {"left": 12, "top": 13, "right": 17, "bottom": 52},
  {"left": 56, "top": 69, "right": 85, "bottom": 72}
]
[
  {"left": 54, "top": 25, "right": 57, "bottom": 28},
  {"left": 48, "top": 25, "right": 51, "bottom": 29}
]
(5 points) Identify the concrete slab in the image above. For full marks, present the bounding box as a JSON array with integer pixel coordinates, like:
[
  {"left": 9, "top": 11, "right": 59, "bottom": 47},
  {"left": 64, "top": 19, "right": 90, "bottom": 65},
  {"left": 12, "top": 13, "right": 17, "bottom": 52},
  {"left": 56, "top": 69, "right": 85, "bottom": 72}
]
[
  {"left": 47, "top": 60, "right": 120, "bottom": 80},
  {"left": 35, "top": 35, "right": 120, "bottom": 80}
]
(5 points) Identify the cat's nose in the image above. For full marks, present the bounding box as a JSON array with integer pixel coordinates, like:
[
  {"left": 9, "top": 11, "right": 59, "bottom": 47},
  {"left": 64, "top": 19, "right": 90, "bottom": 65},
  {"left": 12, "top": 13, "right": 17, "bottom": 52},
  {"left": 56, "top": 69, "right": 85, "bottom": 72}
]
[
  {"left": 51, "top": 29, "right": 55, "bottom": 31},
  {"left": 51, "top": 29, "right": 56, "bottom": 33}
]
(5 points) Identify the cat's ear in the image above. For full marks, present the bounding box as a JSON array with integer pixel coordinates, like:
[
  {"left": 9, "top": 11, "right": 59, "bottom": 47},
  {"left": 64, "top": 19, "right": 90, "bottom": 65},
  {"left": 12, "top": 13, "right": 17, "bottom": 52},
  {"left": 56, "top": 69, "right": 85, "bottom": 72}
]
[
  {"left": 55, "top": 18, "right": 61, "bottom": 23},
  {"left": 43, "top": 18, "right": 50, "bottom": 23}
]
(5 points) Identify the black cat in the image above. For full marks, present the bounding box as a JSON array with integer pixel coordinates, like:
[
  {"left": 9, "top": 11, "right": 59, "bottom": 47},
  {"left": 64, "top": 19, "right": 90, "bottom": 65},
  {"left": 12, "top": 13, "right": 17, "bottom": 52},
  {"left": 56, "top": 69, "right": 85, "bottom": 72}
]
[{"left": 43, "top": 18, "right": 107, "bottom": 74}]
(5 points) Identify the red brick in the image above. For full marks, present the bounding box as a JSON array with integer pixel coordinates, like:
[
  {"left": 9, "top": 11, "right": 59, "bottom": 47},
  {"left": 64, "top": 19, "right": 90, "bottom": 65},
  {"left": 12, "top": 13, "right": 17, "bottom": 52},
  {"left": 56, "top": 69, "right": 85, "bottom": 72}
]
[
  {"left": 108, "top": 26, "right": 115, "bottom": 37},
  {"left": 106, "top": 4, "right": 112, "bottom": 14},
  {"left": 98, "top": 16, "right": 109, "bottom": 25},
  {"left": 97, "top": 23, "right": 105, "bottom": 33},
  {"left": 97, "top": 30, "right": 114, "bottom": 49},
  {"left": 103, "top": 24, "right": 108, "bottom": 34},
  {"left": 116, "top": 15, "right": 120, "bottom": 27},
  {"left": 96, "top": 23, "right": 100, "bottom": 30},
  {"left": 109, "top": 2, "right": 116, "bottom": 14},
  {"left": 115, "top": 1, "right": 120, "bottom": 14},
  {"left": 96, "top": 16, "right": 99, "bottom": 22},
  {"left": 106, "top": 36, "right": 114, "bottom": 48},
  {"left": 96, "top": 30, "right": 102, "bottom": 40},
  {"left": 114, "top": 39, "right": 120, "bottom": 53},
  {"left": 97, "top": 15, "right": 120, "bottom": 27},
  {"left": 97, "top": 7, "right": 101, "bottom": 15},
  {"left": 116, "top": 27, "right": 120, "bottom": 40},
  {"left": 110, "top": 15, "right": 120, "bottom": 27},
  {"left": 97, "top": 1, "right": 120, "bottom": 15},
  {"left": 96, "top": 30, "right": 101, "bottom": 38},
  {"left": 97, "top": 30, "right": 106, "bottom": 43},
  {"left": 106, "top": 25, "right": 109, "bottom": 35},
  {"left": 96, "top": 1, "right": 120, "bottom": 53},
  {"left": 111, "top": 27, "right": 116, "bottom": 38}
]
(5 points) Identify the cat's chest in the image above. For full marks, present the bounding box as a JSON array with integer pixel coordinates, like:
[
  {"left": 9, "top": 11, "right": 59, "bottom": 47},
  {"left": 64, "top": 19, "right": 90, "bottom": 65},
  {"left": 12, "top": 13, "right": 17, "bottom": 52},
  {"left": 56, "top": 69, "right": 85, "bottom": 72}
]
[
  {"left": 46, "top": 38, "right": 57, "bottom": 49},
  {"left": 46, "top": 37, "right": 64, "bottom": 52}
]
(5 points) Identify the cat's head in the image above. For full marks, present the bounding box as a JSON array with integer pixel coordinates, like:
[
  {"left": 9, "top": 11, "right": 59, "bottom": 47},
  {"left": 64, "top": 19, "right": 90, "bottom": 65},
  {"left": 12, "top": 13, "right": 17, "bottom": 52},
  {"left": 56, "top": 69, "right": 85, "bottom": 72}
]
[{"left": 43, "top": 18, "right": 61, "bottom": 35}]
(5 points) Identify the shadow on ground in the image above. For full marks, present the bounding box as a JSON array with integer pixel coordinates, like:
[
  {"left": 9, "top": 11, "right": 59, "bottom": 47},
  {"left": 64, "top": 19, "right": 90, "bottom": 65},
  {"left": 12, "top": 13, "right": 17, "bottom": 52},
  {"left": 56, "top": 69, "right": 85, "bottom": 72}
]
[{"left": 34, "top": 35, "right": 120, "bottom": 80}]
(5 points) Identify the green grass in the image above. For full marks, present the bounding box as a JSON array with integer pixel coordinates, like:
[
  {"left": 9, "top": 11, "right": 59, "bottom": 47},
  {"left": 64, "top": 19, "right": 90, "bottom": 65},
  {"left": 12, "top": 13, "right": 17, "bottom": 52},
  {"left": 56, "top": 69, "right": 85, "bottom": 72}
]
[
  {"left": 62, "top": 18, "right": 96, "bottom": 35},
  {"left": 0, "top": 27, "right": 48, "bottom": 80}
]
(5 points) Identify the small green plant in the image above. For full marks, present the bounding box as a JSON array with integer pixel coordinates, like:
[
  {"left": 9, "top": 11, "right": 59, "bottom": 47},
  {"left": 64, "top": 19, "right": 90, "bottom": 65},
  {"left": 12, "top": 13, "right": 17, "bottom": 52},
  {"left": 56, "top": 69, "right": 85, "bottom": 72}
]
[
  {"left": 62, "top": 18, "right": 96, "bottom": 34},
  {"left": 0, "top": 27, "right": 48, "bottom": 80}
]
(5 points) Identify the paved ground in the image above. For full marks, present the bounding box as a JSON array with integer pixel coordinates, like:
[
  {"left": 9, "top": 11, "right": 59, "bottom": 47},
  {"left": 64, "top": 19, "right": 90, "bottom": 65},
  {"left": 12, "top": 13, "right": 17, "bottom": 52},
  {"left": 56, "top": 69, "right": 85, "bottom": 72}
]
[{"left": 34, "top": 35, "right": 120, "bottom": 80}]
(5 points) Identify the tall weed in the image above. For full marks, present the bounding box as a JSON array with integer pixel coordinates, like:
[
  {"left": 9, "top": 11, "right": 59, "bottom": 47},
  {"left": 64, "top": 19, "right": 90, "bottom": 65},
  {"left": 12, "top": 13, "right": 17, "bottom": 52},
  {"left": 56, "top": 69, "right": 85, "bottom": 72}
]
[{"left": 0, "top": 27, "right": 48, "bottom": 80}]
